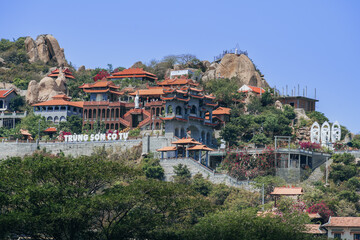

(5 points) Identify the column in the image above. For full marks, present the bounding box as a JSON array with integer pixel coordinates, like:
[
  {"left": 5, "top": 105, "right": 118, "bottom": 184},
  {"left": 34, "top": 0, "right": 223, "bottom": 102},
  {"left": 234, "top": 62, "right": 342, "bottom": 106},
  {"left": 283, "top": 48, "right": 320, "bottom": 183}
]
[
  {"left": 198, "top": 150, "right": 201, "bottom": 162},
  {"left": 206, "top": 151, "right": 209, "bottom": 167},
  {"left": 298, "top": 154, "right": 301, "bottom": 168}
]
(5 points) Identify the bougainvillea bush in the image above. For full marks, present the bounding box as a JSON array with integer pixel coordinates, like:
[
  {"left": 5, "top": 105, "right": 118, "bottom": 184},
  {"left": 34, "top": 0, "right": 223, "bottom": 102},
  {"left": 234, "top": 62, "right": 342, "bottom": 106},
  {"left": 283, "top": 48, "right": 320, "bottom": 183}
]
[
  {"left": 223, "top": 147, "right": 276, "bottom": 180},
  {"left": 306, "top": 201, "right": 334, "bottom": 222},
  {"left": 299, "top": 141, "right": 322, "bottom": 151},
  {"left": 333, "top": 142, "right": 347, "bottom": 151},
  {"left": 93, "top": 70, "right": 109, "bottom": 81}
]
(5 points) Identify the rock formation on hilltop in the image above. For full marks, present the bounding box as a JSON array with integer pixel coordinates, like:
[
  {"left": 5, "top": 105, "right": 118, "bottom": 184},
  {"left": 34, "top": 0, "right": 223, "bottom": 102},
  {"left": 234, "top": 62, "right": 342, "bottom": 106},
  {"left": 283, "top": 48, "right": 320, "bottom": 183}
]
[
  {"left": 24, "top": 34, "right": 67, "bottom": 66},
  {"left": 26, "top": 67, "right": 68, "bottom": 105},
  {"left": 202, "top": 53, "right": 269, "bottom": 88}
]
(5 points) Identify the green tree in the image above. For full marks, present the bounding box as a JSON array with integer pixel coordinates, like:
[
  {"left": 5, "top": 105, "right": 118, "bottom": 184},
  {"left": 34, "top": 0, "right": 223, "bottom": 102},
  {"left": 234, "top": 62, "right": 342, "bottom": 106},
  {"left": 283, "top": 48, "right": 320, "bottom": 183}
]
[
  {"left": 0, "top": 153, "right": 133, "bottom": 239},
  {"left": 141, "top": 154, "right": 165, "bottom": 180},
  {"left": 173, "top": 164, "right": 191, "bottom": 184},
  {"left": 20, "top": 112, "right": 49, "bottom": 138},
  {"left": 58, "top": 115, "right": 83, "bottom": 134},
  {"left": 307, "top": 111, "right": 329, "bottom": 124},
  {"left": 9, "top": 95, "right": 25, "bottom": 112}
]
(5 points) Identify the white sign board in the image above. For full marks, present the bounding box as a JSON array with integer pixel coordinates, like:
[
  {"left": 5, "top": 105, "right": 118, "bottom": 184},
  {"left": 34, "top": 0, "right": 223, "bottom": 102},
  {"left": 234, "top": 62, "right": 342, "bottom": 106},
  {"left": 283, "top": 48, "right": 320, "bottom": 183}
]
[{"left": 64, "top": 131, "right": 129, "bottom": 142}]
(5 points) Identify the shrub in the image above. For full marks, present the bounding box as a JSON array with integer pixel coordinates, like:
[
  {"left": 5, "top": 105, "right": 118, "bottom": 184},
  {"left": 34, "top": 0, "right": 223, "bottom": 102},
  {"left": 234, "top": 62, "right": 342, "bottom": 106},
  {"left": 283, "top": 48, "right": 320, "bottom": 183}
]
[{"left": 307, "top": 201, "right": 333, "bottom": 222}]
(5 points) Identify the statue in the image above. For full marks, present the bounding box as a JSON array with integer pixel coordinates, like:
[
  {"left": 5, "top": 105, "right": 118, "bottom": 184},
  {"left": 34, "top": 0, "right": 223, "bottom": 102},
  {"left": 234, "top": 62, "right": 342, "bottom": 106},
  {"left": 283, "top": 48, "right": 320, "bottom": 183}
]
[
  {"left": 310, "top": 121, "right": 320, "bottom": 144},
  {"left": 331, "top": 121, "right": 341, "bottom": 143},
  {"left": 321, "top": 121, "right": 331, "bottom": 146},
  {"left": 135, "top": 91, "right": 139, "bottom": 109}
]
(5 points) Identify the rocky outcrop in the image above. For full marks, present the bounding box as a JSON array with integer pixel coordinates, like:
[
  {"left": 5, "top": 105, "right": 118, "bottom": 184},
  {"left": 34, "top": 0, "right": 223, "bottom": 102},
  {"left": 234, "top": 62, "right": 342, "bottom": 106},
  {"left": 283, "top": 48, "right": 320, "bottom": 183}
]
[
  {"left": 24, "top": 34, "right": 66, "bottom": 66},
  {"left": 296, "top": 126, "right": 311, "bottom": 142},
  {"left": 202, "top": 54, "right": 269, "bottom": 88},
  {"left": 0, "top": 57, "right": 5, "bottom": 67},
  {"left": 25, "top": 68, "right": 67, "bottom": 105}
]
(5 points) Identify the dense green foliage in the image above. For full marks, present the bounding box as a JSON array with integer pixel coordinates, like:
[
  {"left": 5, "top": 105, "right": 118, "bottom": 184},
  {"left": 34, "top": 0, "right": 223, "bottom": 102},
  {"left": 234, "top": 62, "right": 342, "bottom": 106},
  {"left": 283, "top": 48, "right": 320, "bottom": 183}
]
[
  {"left": 221, "top": 93, "right": 295, "bottom": 147},
  {"left": 0, "top": 150, "right": 321, "bottom": 239},
  {"left": 58, "top": 115, "right": 83, "bottom": 134},
  {"left": 302, "top": 153, "right": 360, "bottom": 220}
]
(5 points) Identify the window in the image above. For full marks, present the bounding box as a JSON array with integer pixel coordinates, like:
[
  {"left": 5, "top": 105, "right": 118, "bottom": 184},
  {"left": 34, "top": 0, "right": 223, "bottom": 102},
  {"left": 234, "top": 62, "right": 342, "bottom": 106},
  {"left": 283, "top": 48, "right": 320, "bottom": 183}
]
[
  {"left": 334, "top": 233, "right": 341, "bottom": 239},
  {"left": 289, "top": 102, "right": 295, "bottom": 107},
  {"left": 354, "top": 234, "right": 360, "bottom": 240}
]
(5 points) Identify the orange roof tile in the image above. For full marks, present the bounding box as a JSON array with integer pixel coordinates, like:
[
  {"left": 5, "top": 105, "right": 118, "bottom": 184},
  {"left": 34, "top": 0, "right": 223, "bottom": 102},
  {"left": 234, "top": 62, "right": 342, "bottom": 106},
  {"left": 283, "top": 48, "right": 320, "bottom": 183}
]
[
  {"left": 48, "top": 68, "right": 75, "bottom": 79},
  {"left": 238, "top": 85, "right": 265, "bottom": 94},
  {"left": 188, "top": 144, "right": 214, "bottom": 151},
  {"left": 78, "top": 83, "right": 92, "bottom": 89},
  {"left": 190, "top": 87, "right": 203, "bottom": 92},
  {"left": 211, "top": 107, "right": 231, "bottom": 115},
  {"left": 157, "top": 78, "right": 198, "bottom": 86},
  {"left": 304, "top": 224, "right": 326, "bottom": 234},
  {"left": 324, "top": 217, "right": 360, "bottom": 227},
  {"left": 172, "top": 138, "right": 202, "bottom": 145},
  {"left": 204, "top": 94, "right": 216, "bottom": 99},
  {"left": 83, "top": 89, "right": 110, "bottom": 93},
  {"left": 307, "top": 213, "right": 322, "bottom": 219},
  {"left": 270, "top": 187, "right": 303, "bottom": 195},
  {"left": 156, "top": 146, "right": 177, "bottom": 152},
  {"left": 44, "top": 127, "right": 57, "bottom": 132},
  {"left": 109, "top": 68, "right": 157, "bottom": 79},
  {"left": 0, "top": 89, "right": 16, "bottom": 98},
  {"left": 32, "top": 95, "right": 84, "bottom": 108},
  {"left": 20, "top": 129, "right": 32, "bottom": 136},
  {"left": 129, "top": 89, "right": 164, "bottom": 96}
]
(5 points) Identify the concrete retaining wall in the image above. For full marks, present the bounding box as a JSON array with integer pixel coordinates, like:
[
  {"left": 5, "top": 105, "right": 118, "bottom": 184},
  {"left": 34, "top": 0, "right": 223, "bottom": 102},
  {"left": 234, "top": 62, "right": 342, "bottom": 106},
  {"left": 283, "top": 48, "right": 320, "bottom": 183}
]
[{"left": 0, "top": 140, "right": 142, "bottom": 159}]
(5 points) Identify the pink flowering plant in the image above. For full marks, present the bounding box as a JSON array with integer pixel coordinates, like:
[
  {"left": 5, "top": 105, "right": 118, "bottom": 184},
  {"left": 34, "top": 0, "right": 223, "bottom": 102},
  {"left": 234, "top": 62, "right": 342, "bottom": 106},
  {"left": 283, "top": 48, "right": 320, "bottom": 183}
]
[
  {"left": 333, "top": 142, "right": 346, "bottom": 151},
  {"left": 299, "top": 141, "right": 322, "bottom": 151},
  {"left": 223, "top": 147, "right": 276, "bottom": 180},
  {"left": 93, "top": 70, "right": 110, "bottom": 81},
  {"left": 306, "top": 201, "right": 334, "bottom": 222}
]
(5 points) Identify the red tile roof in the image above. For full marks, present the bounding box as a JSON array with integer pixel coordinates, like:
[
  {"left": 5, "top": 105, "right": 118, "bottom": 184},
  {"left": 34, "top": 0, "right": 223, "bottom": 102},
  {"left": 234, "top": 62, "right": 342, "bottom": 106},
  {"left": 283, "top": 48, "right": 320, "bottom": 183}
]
[
  {"left": 270, "top": 187, "right": 303, "bottom": 195},
  {"left": 324, "top": 217, "right": 360, "bottom": 227},
  {"left": 188, "top": 144, "right": 214, "bottom": 151},
  {"left": 211, "top": 107, "right": 231, "bottom": 115},
  {"left": 238, "top": 84, "right": 265, "bottom": 94},
  {"left": 157, "top": 77, "right": 198, "bottom": 86},
  {"left": 172, "top": 138, "right": 201, "bottom": 145},
  {"left": 20, "top": 129, "right": 32, "bottom": 136},
  {"left": 156, "top": 146, "right": 177, "bottom": 152},
  {"left": 129, "top": 89, "right": 164, "bottom": 96},
  {"left": 79, "top": 80, "right": 120, "bottom": 89},
  {"left": 32, "top": 95, "right": 84, "bottom": 108},
  {"left": 0, "top": 89, "right": 16, "bottom": 98},
  {"left": 304, "top": 224, "right": 326, "bottom": 234},
  {"left": 48, "top": 68, "right": 75, "bottom": 79},
  {"left": 44, "top": 127, "right": 57, "bottom": 132},
  {"left": 108, "top": 68, "right": 157, "bottom": 80}
]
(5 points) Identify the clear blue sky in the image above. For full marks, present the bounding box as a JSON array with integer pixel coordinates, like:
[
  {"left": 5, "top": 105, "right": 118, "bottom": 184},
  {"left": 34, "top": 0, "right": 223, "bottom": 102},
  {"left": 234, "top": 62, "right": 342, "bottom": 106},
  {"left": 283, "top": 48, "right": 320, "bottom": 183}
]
[{"left": 1, "top": 0, "right": 359, "bottom": 133}]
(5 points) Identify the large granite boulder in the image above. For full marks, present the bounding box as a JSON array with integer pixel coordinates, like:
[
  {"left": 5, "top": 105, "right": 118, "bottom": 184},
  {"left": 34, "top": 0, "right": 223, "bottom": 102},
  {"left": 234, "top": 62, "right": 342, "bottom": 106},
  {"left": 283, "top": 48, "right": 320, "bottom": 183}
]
[
  {"left": 24, "top": 34, "right": 67, "bottom": 66},
  {"left": 202, "top": 54, "right": 269, "bottom": 88},
  {"left": 25, "top": 68, "right": 67, "bottom": 105}
]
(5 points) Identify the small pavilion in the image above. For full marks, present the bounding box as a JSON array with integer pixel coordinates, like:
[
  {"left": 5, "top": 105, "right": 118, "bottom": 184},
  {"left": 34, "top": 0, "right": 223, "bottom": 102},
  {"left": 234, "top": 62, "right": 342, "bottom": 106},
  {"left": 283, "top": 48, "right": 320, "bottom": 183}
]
[
  {"left": 157, "top": 137, "right": 214, "bottom": 166},
  {"left": 270, "top": 186, "right": 303, "bottom": 206}
]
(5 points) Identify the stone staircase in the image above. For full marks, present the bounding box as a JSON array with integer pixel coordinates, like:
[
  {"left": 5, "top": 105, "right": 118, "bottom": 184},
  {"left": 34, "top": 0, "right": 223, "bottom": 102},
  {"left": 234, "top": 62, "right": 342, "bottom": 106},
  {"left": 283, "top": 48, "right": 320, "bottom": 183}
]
[
  {"left": 160, "top": 157, "right": 254, "bottom": 190},
  {"left": 304, "top": 159, "right": 333, "bottom": 184}
]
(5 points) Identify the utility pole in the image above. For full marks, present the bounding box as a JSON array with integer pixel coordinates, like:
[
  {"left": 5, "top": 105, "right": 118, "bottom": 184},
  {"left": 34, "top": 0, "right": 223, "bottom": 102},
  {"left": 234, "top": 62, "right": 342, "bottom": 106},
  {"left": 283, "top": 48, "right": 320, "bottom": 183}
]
[
  {"left": 262, "top": 183, "right": 265, "bottom": 211},
  {"left": 37, "top": 119, "right": 40, "bottom": 147}
]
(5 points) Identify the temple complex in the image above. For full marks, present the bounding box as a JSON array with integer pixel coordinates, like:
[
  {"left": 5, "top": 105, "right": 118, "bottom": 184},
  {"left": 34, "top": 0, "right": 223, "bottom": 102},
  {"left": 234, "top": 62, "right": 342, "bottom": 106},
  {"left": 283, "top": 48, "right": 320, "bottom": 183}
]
[
  {"left": 107, "top": 68, "right": 157, "bottom": 82},
  {"left": 160, "top": 85, "right": 217, "bottom": 146}
]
